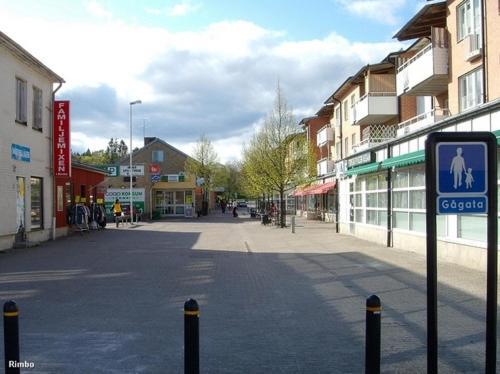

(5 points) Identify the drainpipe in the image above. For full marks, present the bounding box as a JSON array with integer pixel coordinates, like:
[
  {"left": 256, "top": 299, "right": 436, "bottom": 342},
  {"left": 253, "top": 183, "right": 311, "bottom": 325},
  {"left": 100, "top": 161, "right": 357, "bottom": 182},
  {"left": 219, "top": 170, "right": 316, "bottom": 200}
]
[
  {"left": 51, "top": 80, "right": 63, "bottom": 240},
  {"left": 386, "top": 144, "right": 393, "bottom": 248},
  {"left": 481, "top": 0, "right": 488, "bottom": 103},
  {"left": 331, "top": 97, "right": 342, "bottom": 233}
]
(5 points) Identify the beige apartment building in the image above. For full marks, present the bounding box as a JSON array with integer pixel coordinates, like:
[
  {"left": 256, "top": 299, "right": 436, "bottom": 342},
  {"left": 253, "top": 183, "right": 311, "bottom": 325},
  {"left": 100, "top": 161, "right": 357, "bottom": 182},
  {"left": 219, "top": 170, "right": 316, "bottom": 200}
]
[{"left": 296, "top": 0, "right": 500, "bottom": 271}]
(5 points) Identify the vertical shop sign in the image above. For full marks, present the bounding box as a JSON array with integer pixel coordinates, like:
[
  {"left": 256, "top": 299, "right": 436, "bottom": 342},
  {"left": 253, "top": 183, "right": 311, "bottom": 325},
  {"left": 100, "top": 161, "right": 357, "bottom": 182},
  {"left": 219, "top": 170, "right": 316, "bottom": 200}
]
[{"left": 53, "top": 100, "right": 71, "bottom": 176}]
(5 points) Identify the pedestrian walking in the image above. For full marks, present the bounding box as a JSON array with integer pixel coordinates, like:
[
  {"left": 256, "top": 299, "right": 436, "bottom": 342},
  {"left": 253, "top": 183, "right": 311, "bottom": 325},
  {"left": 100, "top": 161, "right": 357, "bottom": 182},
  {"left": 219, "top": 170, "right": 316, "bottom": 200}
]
[{"left": 112, "top": 199, "right": 122, "bottom": 227}]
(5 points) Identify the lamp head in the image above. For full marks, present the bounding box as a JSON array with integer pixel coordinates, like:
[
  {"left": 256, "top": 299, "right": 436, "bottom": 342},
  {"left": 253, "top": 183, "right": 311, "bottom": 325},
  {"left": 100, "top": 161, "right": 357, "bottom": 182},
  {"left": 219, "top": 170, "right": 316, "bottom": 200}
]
[{"left": 130, "top": 100, "right": 142, "bottom": 105}]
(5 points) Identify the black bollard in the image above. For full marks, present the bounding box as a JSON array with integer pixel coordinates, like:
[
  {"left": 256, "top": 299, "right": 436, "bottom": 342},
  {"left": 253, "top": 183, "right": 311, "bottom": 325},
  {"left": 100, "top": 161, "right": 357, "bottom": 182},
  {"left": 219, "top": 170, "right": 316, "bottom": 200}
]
[
  {"left": 184, "top": 299, "right": 199, "bottom": 374},
  {"left": 365, "top": 295, "right": 381, "bottom": 374},
  {"left": 4, "top": 301, "right": 20, "bottom": 374}
]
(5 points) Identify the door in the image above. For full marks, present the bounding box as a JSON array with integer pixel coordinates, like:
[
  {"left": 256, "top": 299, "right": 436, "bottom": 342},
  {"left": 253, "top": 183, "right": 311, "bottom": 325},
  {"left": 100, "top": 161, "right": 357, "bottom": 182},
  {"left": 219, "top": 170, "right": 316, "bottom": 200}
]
[{"left": 16, "top": 177, "right": 25, "bottom": 231}]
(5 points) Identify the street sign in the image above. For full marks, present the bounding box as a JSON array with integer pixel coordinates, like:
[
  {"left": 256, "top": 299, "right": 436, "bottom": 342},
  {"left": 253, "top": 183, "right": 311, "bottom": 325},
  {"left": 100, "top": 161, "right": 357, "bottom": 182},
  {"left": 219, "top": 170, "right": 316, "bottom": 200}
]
[
  {"left": 426, "top": 132, "right": 497, "bottom": 374},
  {"left": 151, "top": 174, "right": 161, "bottom": 183},
  {"left": 436, "top": 142, "right": 488, "bottom": 214}
]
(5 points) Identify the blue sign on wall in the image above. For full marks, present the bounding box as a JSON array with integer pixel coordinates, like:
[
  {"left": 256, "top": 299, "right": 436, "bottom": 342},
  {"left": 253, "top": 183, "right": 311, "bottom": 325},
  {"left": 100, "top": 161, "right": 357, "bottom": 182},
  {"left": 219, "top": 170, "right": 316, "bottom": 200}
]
[
  {"left": 436, "top": 142, "right": 488, "bottom": 214},
  {"left": 11, "top": 144, "right": 31, "bottom": 162}
]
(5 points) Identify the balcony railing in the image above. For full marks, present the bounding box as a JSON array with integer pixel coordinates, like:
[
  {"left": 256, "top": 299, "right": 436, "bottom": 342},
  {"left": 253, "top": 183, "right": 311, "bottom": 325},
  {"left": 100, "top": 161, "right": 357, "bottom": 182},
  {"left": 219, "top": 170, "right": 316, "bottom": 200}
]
[
  {"left": 317, "top": 158, "right": 335, "bottom": 176},
  {"left": 316, "top": 126, "right": 334, "bottom": 147},
  {"left": 351, "top": 138, "right": 390, "bottom": 154},
  {"left": 351, "top": 92, "right": 398, "bottom": 126},
  {"left": 396, "top": 34, "right": 448, "bottom": 96},
  {"left": 396, "top": 108, "right": 450, "bottom": 137}
]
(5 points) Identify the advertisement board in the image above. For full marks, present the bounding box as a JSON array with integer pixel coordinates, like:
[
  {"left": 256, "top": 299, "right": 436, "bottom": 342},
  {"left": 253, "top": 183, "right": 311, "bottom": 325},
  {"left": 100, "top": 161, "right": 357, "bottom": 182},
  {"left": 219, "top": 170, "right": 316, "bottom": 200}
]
[
  {"left": 104, "top": 188, "right": 145, "bottom": 213},
  {"left": 53, "top": 101, "right": 71, "bottom": 176},
  {"left": 120, "top": 165, "right": 145, "bottom": 176}
]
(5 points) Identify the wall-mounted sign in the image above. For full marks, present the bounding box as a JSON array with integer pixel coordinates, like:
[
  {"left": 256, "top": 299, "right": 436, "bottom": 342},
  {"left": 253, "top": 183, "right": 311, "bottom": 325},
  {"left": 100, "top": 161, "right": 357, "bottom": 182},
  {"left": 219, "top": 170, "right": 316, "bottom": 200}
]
[
  {"left": 106, "top": 166, "right": 119, "bottom": 176},
  {"left": 151, "top": 175, "right": 161, "bottom": 183},
  {"left": 347, "top": 152, "right": 374, "bottom": 168},
  {"left": 53, "top": 101, "right": 71, "bottom": 176},
  {"left": 104, "top": 188, "right": 145, "bottom": 212},
  {"left": 149, "top": 164, "right": 161, "bottom": 174},
  {"left": 11, "top": 144, "right": 31, "bottom": 162},
  {"left": 120, "top": 165, "right": 145, "bottom": 176}
]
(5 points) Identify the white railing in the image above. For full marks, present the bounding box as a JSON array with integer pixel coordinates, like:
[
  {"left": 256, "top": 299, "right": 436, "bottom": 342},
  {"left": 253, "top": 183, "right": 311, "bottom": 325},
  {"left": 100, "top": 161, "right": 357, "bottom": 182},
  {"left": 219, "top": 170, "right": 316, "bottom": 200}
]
[
  {"left": 397, "top": 43, "right": 432, "bottom": 73},
  {"left": 397, "top": 108, "right": 450, "bottom": 137},
  {"left": 351, "top": 137, "right": 391, "bottom": 153},
  {"left": 466, "top": 33, "right": 481, "bottom": 61},
  {"left": 317, "top": 158, "right": 335, "bottom": 176},
  {"left": 316, "top": 126, "right": 334, "bottom": 146}
]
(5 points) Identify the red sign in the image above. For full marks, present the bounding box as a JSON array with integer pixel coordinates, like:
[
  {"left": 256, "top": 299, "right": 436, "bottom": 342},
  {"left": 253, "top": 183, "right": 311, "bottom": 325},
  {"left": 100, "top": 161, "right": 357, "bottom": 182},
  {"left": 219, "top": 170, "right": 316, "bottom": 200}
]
[
  {"left": 149, "top": 164, "right": 161, "bottom": 174},
  {"left": 53, "top": 101, "right": 71, "bottom": 176}
]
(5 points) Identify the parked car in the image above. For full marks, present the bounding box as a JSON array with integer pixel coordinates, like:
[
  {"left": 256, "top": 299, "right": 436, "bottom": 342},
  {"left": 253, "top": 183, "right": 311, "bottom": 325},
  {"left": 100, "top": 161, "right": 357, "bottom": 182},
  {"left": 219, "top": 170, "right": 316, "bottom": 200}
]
[{"left": 237, "top": 201, "right": 247, "bottom": 208}]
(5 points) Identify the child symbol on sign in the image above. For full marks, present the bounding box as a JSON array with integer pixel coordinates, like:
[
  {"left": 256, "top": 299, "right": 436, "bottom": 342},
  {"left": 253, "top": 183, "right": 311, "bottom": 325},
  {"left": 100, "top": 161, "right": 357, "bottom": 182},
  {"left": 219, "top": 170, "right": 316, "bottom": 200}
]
[{"left": 465, "top": 168, "right": 474, "bottom": 189}]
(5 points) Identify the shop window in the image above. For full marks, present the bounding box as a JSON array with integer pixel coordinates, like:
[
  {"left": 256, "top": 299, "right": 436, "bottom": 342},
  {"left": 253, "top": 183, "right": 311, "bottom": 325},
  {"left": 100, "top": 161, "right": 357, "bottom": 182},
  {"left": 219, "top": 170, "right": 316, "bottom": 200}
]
[
  {"left": 393, "top": 171, "right": 408, "bottom": 188},
  {"left": 458, "top": 215, "right": 487, "bottom": 241},
  {"left": 393, "top": 191, "right": 408, "bottom": 209},
  {"left": 393, "top": 211, "right": 408, "bottom": 230},
  {"left": 30, "top": 177, "right": 43, "bottom": 229}
]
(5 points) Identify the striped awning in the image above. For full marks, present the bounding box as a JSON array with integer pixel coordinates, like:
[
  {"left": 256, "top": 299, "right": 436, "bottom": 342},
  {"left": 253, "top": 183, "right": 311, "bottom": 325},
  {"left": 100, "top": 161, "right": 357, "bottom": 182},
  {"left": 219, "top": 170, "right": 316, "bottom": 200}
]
[
  {"left": 381, "top": 150, "right": 425, "bottom": 170},
  {"left": 345, "top": 162, "right": 381, "bottom": 177}
]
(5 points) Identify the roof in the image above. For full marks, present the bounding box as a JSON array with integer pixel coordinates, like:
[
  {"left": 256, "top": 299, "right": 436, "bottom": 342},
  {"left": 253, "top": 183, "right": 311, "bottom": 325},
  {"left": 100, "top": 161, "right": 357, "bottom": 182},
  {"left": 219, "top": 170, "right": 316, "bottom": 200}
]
[
  {"left": 315, "top": 103, "right": 334, "bottom": 117},
  {"left": 324, "top": 76, "right": 354, "bottom": 104},
  {"left": 393, "top": 2, "right": 447, "bottom": 41},
  {"left": 119, "top": 137, "right": 192, "bottom": 164},
  {"left": 72, "top": 161, "right": 109, "bottom": 175},
  {"left": 0, "top": 30, "right": 64, "bottom": 83},
  {"left": 350, "top": 62, "right": 395, "bottom": 85}
]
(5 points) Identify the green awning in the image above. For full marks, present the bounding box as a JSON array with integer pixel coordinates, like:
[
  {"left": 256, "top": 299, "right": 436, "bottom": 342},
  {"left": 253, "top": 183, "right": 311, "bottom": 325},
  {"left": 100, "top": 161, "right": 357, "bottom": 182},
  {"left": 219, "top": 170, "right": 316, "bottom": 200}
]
[
  {"left": 493, "top": 130, "right": 500, "bottom": 145},
  {"left": 381, "top": 150, "right": 425, "bottom": 170},
  {"left": 345, "top": 162, "right": 381, "bottom": 176}
]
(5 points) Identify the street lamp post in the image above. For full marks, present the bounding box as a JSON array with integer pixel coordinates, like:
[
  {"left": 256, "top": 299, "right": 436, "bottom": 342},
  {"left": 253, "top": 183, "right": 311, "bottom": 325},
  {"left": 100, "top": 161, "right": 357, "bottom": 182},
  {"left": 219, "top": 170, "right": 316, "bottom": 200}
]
[{"left": 129, "top": 100, "right": 142, "bottom": 224}]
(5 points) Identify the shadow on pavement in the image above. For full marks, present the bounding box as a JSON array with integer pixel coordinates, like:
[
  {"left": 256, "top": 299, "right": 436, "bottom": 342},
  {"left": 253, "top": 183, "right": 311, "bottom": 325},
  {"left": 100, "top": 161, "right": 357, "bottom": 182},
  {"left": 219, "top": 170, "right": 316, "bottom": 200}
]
[{"left": 0, "top": 226, "right": 494, "bottom": 373}]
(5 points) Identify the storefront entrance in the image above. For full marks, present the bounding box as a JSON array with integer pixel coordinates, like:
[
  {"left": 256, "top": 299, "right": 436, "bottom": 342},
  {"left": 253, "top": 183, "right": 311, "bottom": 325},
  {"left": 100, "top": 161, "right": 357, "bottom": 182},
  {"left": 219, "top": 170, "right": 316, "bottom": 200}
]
[{"left": 154, "top": 190, "right": 193, "bottom": 217}]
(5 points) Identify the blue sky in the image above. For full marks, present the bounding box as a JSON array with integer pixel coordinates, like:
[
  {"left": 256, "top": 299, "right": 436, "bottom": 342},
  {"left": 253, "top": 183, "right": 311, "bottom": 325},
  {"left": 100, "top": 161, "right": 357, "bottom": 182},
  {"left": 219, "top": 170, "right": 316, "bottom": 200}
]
[{"left": 0, "top": 0, "right": 427, "bottom": 162}]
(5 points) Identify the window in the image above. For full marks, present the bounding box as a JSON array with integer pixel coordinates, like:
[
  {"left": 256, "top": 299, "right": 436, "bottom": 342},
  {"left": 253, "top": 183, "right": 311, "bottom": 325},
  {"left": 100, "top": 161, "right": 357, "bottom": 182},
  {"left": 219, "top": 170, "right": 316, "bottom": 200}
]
[
  {"left": 457, "top": 0, "right": 481, "bottom": 41},
  {"left": 32, "top": 86, "right": 43, "bottom": 130},
  {"left": 352, "top": 133, "right": 357, "bottom": 148},
  {"left": 152, "top": 150, "right": 164, "bottom": 162},
  {"left": 16, "top": 78, "right": 27, "bottom": 124},
  {"left": 336, "top": 141, "right": 341, "bottom": 159},
  {"left": 30, "top": 177, "right": 43, "bottom": 229},
  {"left": 343, "top": 101, "right": 348, "bottom": 121},
  {"left": 459, "top": 68, "right": 483, "bottom": 112},
  {"left": 335, "top": 107, "right": 341, "bottom": 126},
  {"left": 344, "top": 137, "right": 349, "bottom": 156}
]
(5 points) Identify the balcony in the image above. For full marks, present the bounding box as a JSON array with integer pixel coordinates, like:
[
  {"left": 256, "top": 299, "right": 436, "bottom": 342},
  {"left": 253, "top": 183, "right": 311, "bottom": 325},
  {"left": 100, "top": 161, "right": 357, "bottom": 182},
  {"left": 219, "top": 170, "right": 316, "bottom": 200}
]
[
  {"left": 351, "top": 92, "right": 398, "bottom": 126},
  {"left": 396, "top": 108, "right": 449, "bottom": 137},
  {"left": 396, "top": 43, "right": 448, "bottom": 96},
  {"left": 351, "top": 138, "right": 390, "bottom": 154},
  {"left": 316, "top": 126, "right": 334, "bottom": 147},
  {"left": 317, "top": 158, "right": 335, "bottom": 176}
]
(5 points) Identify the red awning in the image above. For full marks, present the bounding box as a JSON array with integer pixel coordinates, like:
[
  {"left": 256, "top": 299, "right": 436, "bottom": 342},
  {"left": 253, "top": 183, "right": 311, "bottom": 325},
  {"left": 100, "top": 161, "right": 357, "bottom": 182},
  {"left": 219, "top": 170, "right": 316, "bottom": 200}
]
[
  {"left": 312, "top": 181, "right": 336, "bottom": 194},
  {"left": 293, "top": 184, "right": 316, "bottom": 197}
]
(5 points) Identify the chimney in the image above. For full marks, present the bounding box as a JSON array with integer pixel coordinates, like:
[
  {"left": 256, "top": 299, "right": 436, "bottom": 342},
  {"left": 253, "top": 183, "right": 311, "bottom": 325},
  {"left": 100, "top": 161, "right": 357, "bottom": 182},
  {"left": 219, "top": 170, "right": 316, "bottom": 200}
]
[{"left": 144, "top": 137, "right": 156, "bottom": 146}]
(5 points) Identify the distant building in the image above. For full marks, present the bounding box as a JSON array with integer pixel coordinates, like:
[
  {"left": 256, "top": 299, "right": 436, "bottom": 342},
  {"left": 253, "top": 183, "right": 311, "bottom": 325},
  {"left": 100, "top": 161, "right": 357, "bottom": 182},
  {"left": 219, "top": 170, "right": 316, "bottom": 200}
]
[
  {"left": 103, "top": 137, "right": 201, "bottom": 219},
  {"left": 0, "top": 31, "right": 64, "bottom": 250}
]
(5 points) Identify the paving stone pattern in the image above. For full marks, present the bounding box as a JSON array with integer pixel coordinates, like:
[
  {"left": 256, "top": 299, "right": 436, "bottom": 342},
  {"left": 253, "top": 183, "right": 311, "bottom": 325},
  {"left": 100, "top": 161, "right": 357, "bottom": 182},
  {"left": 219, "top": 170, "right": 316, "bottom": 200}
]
[{"left": 0, "top": 211, "right": 497, "bottom": 373}]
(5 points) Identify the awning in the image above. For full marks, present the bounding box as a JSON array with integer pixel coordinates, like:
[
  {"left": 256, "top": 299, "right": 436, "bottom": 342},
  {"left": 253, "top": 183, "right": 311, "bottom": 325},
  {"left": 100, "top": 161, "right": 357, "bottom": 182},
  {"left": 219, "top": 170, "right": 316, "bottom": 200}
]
[
  {"left": 345, "top": 162, "right": 381, "bottom": 177},
  {"left": 493, "top": 130, "right": 500, "bottom": 145},
  {"left": 312, "top": 181, "right": 337, "bottom": 194},
  {"left": 293, "top": 184, "right": 316, "bottom": 197},
  {"left": 381, "top": 150, "right": 425, "bottom": 170}
]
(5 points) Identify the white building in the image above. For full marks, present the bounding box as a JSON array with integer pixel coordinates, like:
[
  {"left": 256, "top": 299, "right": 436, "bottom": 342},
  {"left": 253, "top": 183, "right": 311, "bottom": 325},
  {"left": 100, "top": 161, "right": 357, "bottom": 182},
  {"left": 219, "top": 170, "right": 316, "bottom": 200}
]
[{"left": 0, "top": 31, "right": 64, "bottom": 250}]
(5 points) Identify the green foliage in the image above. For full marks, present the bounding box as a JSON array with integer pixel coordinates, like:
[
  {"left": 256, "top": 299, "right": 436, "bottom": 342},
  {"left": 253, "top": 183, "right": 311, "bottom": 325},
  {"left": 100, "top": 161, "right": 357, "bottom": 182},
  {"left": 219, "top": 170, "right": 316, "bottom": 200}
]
[
  {"left": 184, "top": 134, "right": 219, "bottom": 190},
  {"left": 72, "top": 138, "right": 129, "bottom": 165}
]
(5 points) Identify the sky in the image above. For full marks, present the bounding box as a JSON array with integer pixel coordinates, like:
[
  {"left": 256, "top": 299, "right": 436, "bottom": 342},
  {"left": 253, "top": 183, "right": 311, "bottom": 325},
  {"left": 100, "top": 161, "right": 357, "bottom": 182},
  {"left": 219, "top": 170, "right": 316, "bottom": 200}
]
[{"left": 0, "top": 0, "right": 428, "bottom": 163}]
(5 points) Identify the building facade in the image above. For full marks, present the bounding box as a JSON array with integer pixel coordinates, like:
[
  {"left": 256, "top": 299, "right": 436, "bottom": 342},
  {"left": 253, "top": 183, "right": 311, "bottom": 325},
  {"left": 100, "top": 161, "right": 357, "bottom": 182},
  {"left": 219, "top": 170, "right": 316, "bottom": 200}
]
[
  {"left": 103, "top": 137, "right": 199, "bottom": 219},
  {"left": 0, "top": 31, "right": 64, "bottom": 250},
  {"left": 298, "top": 0, "right": 500, "bottom": 271}
]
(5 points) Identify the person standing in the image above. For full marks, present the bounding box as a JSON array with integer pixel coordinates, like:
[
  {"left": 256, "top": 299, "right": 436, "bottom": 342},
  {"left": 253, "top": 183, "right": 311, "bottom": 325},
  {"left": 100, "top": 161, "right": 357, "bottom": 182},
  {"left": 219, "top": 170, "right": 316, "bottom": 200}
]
[{"left": 112, "top": 199, "right": 122, "bottom": 227}]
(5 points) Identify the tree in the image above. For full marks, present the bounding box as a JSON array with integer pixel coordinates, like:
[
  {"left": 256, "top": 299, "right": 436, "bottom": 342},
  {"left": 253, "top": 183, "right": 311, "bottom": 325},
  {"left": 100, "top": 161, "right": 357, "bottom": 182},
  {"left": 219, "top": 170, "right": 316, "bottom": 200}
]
[
  {"left": 72, "top": 138, "right": 129, "bottom": 165},
  {"left": 185, "top": 135, "right": 219, "bottom": 214},
  {"left": 213, "top": 161, "right": 243, "bottom": 201},
  {"left": 241, "top": 83, "right": 311, "bottom": 227}
]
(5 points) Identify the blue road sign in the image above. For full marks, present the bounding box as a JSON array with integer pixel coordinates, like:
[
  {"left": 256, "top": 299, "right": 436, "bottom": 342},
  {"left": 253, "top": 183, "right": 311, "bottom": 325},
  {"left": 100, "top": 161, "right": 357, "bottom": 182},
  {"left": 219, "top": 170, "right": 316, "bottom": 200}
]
[
  {"left": 151, "top": 174, "right": 161, "bottom": 183},
  {"left": 436, "top": 142, "right": 488, "bottom": 214}
]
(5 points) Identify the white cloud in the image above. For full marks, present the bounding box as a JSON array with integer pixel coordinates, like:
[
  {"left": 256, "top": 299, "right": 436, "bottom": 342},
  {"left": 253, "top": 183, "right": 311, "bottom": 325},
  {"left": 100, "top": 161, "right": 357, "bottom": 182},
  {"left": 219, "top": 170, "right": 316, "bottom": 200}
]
[
  {"left": 168, "top": 1, "right": 201, "bottom": 17},
  {"left": 85, "top": 0, "right": 112, "bottom": 18},
  {"left": 336, "top": 0, "right": 406, "bottom": 25},
  {"left": 0, "top": 4, "right": 402, "bottom": 163}
]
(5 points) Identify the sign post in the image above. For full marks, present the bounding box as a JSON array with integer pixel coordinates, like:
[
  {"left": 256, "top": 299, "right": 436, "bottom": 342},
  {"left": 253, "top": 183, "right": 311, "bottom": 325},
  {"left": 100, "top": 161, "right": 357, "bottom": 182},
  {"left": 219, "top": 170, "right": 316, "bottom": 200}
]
[{"left": 426, "top": 132, "right": 497, "bottom": 373}]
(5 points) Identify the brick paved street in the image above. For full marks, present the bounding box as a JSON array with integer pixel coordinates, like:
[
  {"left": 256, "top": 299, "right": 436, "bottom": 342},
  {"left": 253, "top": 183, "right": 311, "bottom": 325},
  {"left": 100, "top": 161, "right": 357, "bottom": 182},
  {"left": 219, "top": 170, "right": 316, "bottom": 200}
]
[{"left": 0, "top": 212, "right": 498, "bottom": 373}]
